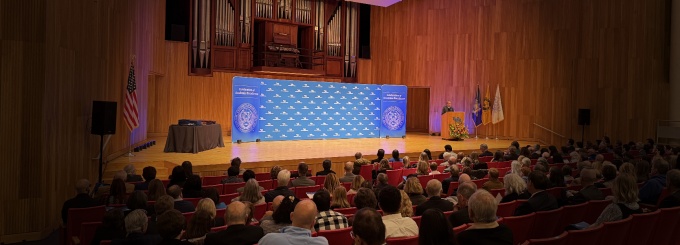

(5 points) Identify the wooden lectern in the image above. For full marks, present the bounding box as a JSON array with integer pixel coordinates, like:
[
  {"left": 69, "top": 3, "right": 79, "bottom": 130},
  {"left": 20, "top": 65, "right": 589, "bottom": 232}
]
[{"left": 441, "top": 112, "right": 465, "bottom": 140}]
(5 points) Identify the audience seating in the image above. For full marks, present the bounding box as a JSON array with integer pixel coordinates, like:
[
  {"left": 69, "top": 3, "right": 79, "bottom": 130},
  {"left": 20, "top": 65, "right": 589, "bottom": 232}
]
[
  {"left": 530, "top": 207, "right": 564, "bottom": 239},
  {"left": 417, "top": 175, "right": 434, "bottom": 189},
  {"left": 342, "top": 182, "right": 351, "bottom": 190},
  {"left": 437, "top": 165, "right": 445, "bottom": 173},
  {"left": 255, "top": 172, "right": 271, "bottom": 181},
  {"left": 479, "top": 156, "right": 493, "bottom": 163},
  {"left": 67, "top": 205, "right": 106, "bottom": 245},
  {"left": 219, "top": 193, "right": 239, "bottom": 205},
  {"left": 565, "top": 223, "right": 602, "bottom": 244},
  {"left": 317, "top": 227, "right": 353, "bottom": 245},
  {"left": 559, "top": 202, "right": 588, "bottom": 229},
  {"left": 583, "top": 199, "right": 611, "bottom": 224},
  {"left": 347, "top": 193, "right": 356, "bottom": 207},
  {"left": 597, "top": 216, "right": 632, "bottom": 244},
  {"left": 601, "top": 153, "right": 614, "bottom": 162},
  {"left": 452, "top": 224, "right": 469, "bottom": 234},
  {"left": 435, "top": 159, "right": 444, "bottom": 164},
  {"left": 257, "top": 180, "right": 273, "bottom": 190},
  {"left": 432, "top": 173, "right": 447, "bottom": 182},
  {"left": 412, "top": 216, "right": 421, "bottom": 227},
  {"left": 295, "top": 185, "right": 321, "bottom": 199},
  {"left": 391, "top": 161, "right": 404, "bottom": 170},
  {"left": 649, "top": 207, "right": 680, "bottom": 244},
  {"left": 567, "top": 185, "right": 581, "bottom": 191},
  {"left": 210, "top": 226, "right": 227, "bottom": 232},
  {"left": 223, "top": 182, "right": 246, "bottom": 195},
  {"left": 360, "top": 165, "right": 373, "bottom": 181},
  {"left": 503, "top": 212, "right": 536, "bottom": 245},
  {"left": 182, "top": 212, "right": 195, "bottom": 224},
  {"left": 385, "top": 236, "right": 418, "bottom": 245},
  {"left": 447, "top": 182, "right": 459, "bottom": 196},
  {"left": 545, "top": 187, "right": 565, "bottom": 199},
  {"left": 522, "top": 231, "right": 567, "bottom": 245},
  {"left": 75, "top": 222, "right": 101, "bottom": 245},
  {"left": 624, "top": 209, "right": 660, "bottom": 245},
  {"left": 334, "top": 207, "right": 357, "bottom": 216},
  {"left": 203, "top": 176, "right": 224, "bottom": 185},
  {"left": 402, "top": 168, "right": 417, "bottom": 176},
  {"left": 313, "top": 176, "right": 326, "bottom": 186},
  {"left": 443, "top": 211, "right": 453, "bottom": 220},
  {"left": 386, "top": 169, "right": 403, "bottom": 187},
  {"left": 489, "top": 188, "right": 505, "bottom": 198},
  {"left": 185, "top": 198, "right": 201, "bottom": 207},
  {"left": 216, "top": 208, "right": 225, "bottom": 220},
  {"left": 161, "top": 179, "right": 170, "bottom": 186},
  {"left": 496, "top": 200, "right": 517, "bottom": 217},
  {"left": 203, "top": 184, "right": 223, "bottom": 194},
  {"left": 471, "top": 179, "right": 485, "bottom": 189},
  {"left": 253, "top": 203, "right": 267, "bottom": 220}
]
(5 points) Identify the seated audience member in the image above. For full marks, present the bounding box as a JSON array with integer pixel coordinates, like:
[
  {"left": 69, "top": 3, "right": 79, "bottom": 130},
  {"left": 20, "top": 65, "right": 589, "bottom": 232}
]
[
  {"left": 371, "top": 149, "right": 386, "bottom": 165},
  {"left": 182, "top": 161, "right": 196, "bottom": 178},
  {"left": 91, "top": 209, "right": 125, "bottom": 245},
  {"left": 312, "top": 189, "right": 348, "bottom": 231},
  {"left": 196, "top": 198, "right": 223, "bottom": 227},
  {"left": 514, "top": 170, "right": 558, "bottom": 216},
  {"left": 438, "top": 145, "right": 454, "bottom": 160},
  {"left": 270, "top": 166, "right": 282, "bottom": 180},
  {"left": 448, "top": 182, "right": 477, "bottom": 227},
  {"left": 61, "top": 179, "right": 96, "bottom": 224},
  {"left": 415, "top": 179, "right": 453, "bottom": 216},
  {"left": 339, "top": 162, "right": 356, "bottom": 183},
  {"left": 355, "top": 188, "right": 378, "bottom": 210},
  {"left": 292, "top": 163, "right": 315, "bottom": 187},
  {"left": 330, "top": 186, "right": 350, "bottom": 209},
  {"left": 156, "top": 210, "right": 193, "bottom": 245},
  {"left": 403, "top": 177, "right": 427, "bottom": 206},
  {"left": 591, "top": 174, "right": 641, "bottom": 227},
  {"left": 348, "top": 175, "right": 365, "bottom": 195},
  {"left": 352, "top": 208, "right": 386, "bottom": 245},
  {"left": 373, "top": 173, "right": 390, "bottom": 197},
  {"left": 167, "top": 185, "right": 195, "bottom": 213},
  {"left": 416, "top": 161, "right": 429, "bottom": 175},
  {"left": 258, "top": 200, "right": 329, "bottom": 245},
  {"left": 595, "top": 164, "right": 617, "bottom": 188},
  {"left": 635, "top": 160, "right": 651, "bottom": 183},
  {"left": 124, "top": 164, "right": 143, "bottom": 182},
  {"left": 420, "top": 209, "right": 455, "bottom": 245},
  {"left": 442, "top": 165, "right": 460, "bottom": 195},
  {"left": 125, "top": 191, "right": 149, "bottom": 216},
  {"left": 168, "top": 166, "right": 187, "bottom": 188},
  {"left": 236, "top": 170, "right": 263, "bottom": 194},
  {"left": 640, "top": 159, "right": 670, "bottom": 204},
  {"left": 112, "top": 209, "right": 162, "bottom": 245},
  {"left": 316, "top": 160, "right": 336, "bottom": 176},
  {"left": 505, "top": 146, "right": 519, "bottom": 161},
  {"left": 566, "top": 168, "right": 604, "bottom": 205},
  {"left": 264, "top": 170, "right": 295, "bottom": 202},
  {"left": 107, "top": 179, "right": 128, "bottom": 206},
  {"left": 379, "top": 186, "right": 418, "bottom": 238},
  {"left": 182, "top": 175, "right": 203, "bottom": 198},
  {"left": 95, "top": 171, "right": 135, "bottom": 199},
  {"left": 147, "top": 179, "right": 166, "bottom": 201},
  {"left": 482, "top": 168, "right": 504, "bottom": 191},
  {"left": 479, "top": 143, "right": 493, "bottom": 157},
  {"left": 233, "top": 179, "right": 265, "bottom": 205},
  {"left": 619, "top": 162, "right": 636, "bottom": 178},
  {"left": 229, "top": 157, "right": 246, "bottom": 175},
  {"left": 205, "top": 201, "right": 264, "bottom": 245},
  {"left": 457, "top": 190, "right": 513, "bottom": 245},
  {"left": 399, "top": 190, "right": 414, "bottom": 217},
  {"left": 181, "top": 210, "right": 212, "bottom": 244},
  {"left": 562, "top": 165, "right": 575, "bottom": 184},
  {"left": 323, "top": 173, "right": 341, "bottom": 192},
  {"left": 134, "top": 166, "right": 157, "bottom": 190},
  {"left": 376, "top": 159, "right": 393, "bottom": 178},
  {"left": 428, "top": 163, "right": 441, "bottom": 175},
  {"left": 660, "top": 169, "right": 680, "bottom": 208},
  {"left": 548, "top": 166, "right": 566, "bottom": 189},
  {"left": 203, "top": 187, "right": 226, "bottom": 209},
  {"left": 221, "top": 166, "right": 243, "bottom": 184},
  {"left": 260, "top": 195, "right": 299, "bottom": 234},
  {"left": 388, "top": 149, "right": 402, "bottom": 163},
  {"left": 147, "top": 195, "right": 175, "bottom": 234}
]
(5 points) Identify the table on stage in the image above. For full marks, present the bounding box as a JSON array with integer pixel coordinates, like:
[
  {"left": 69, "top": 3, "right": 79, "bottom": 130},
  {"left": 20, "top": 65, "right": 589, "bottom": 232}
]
[{"left": 163, "top": 124, "right": 225, "bottom": 153}]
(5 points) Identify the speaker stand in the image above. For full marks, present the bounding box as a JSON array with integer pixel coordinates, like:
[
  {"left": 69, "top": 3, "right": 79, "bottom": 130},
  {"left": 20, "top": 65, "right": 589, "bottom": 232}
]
[
  {"left": 581, "top": 125, "right": 585, "bottom": 147},
  {"left": 125, "top": 143, "right": 135, "bottom": 157},
  {"left": 98, "top": 134, "right": 104, "bottom": 184}
]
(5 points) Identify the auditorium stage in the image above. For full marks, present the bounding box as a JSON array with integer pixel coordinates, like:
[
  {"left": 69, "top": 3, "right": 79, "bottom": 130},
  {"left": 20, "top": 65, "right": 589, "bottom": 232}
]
[{"left": 105, "top": 133, "right": 537, "bottom": 181}]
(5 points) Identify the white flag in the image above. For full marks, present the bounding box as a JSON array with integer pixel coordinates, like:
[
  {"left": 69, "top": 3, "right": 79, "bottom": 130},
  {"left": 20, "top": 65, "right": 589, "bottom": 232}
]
[{"left": 492, "top": 84, "right": 504, "bottom": 124}]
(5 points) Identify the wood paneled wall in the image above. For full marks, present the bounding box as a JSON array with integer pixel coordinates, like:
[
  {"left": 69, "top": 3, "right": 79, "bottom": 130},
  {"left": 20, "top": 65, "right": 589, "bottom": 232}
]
[{"left": 358, "top": 0, "right": 670, "bottom": 145}]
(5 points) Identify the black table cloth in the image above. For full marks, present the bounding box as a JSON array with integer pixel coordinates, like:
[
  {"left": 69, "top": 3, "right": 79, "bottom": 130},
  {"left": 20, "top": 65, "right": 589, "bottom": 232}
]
[{"left": 164, "top": 124, "right": 225, "bottom": 153}]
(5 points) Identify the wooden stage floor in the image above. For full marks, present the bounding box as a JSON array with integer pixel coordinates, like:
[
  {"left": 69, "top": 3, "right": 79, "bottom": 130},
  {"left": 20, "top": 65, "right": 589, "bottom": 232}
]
[{"left": 105, "top": 133, "right": 537, "bottom": 180}]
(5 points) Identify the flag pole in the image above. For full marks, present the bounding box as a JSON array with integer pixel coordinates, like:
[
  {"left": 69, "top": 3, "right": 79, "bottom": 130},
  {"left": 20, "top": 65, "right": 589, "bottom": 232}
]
[{"left": 126, "top": 56, "right": 136, "bottom": 157}]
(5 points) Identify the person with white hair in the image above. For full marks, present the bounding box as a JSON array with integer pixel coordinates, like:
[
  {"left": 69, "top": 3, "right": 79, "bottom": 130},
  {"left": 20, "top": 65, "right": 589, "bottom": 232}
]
[
  {"left": 479, "top": 143, "right": 493, "bottom": 157},
  {"left": 339, "top": 162, "right": 356, "bottom": 183},
  {"left": 415, "top": 180, "right": 453, "bottom": 216},
  {"left": 264, "top": 169, "right": 295, "bottom": 202},
  {"left": 457, "top": 190, "right": 513, "bottom": 244},
  {"left": 124, "top": 164, "right": 143, "bottom": 182},
  {"left": 500, "top": 173, "right": 530, "bottom": 203},
  {"left": 61, "top": 179, "right": 96, "bottom": 224},
  {"left": 111, "top": 209, "right": 161, "bottom": 245}
]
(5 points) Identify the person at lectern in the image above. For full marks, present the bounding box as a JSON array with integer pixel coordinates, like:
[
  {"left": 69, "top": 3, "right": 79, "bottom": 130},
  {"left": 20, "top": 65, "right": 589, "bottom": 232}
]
[{"left": 441, "top": 101, "right": 454, "bottom": 115}]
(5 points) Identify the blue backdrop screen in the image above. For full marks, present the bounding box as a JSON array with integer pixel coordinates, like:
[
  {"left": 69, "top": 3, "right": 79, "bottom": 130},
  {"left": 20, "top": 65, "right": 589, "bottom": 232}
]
[
  {"left": 231, "top": 77, "right": 261, "bottom": 142},
  {"left": 380, "top": 85, "right": 408, "bottom": 137},
  {"left": 231, "top": 77, "right": 406, "bottom": 142}
]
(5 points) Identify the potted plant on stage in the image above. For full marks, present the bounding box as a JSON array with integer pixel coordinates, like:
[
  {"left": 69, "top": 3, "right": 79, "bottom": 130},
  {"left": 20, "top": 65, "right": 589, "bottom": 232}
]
[{"left": 448, "top": 117, "right": 470, "bottom": 141}]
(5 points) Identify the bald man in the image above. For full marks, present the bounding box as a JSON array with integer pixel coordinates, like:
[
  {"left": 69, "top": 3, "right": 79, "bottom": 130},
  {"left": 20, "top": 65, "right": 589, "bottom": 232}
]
[
  {"left": 258, "top": 200, "right": 329, "bottom": 245},
  {"left": 261, "top": 195, "right": 285, "bottom": 219},
  {"left": 205, "top": 201, "right": 264, "bottom": 245},
  {"left": 339, "top": 162, "right": 356, "bottom": 183},
  {"left": 61, "top": 179, "right": 96, "bottom": 224}
]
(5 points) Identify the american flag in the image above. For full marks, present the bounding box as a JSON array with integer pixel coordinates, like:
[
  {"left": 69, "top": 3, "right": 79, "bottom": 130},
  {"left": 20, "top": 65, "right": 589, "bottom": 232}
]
[{"left": 124, "top": 63, "right": 139, "bottom": 130}]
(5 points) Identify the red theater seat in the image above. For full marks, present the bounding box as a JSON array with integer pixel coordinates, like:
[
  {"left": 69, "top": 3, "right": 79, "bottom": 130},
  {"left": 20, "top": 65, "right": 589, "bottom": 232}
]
[
  {"left": 503, "top": 212, "right": 536, "bottom": 245},
  {"left": 385, "top": 236, "right": 418, "bottom": 245},
  {"left": 597, "top": 216, "right": 632, "bottom": 245},
  {"left": 317, "top": 227, "right": 353, "bottom": 245}
]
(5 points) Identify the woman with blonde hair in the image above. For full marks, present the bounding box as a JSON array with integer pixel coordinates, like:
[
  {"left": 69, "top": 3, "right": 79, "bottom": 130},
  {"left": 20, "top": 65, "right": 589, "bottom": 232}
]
[
  {"left": 378, "top": 159, "right": 392, "bottom": 173},
  {"left": 399, "top": 190, "right": 414, "bottom": 217},
  {"left": 324, "top": 173, "right": 341, "bottom": 192},
  {"left": 418, "top": 152, "right": 429, "bottom": 163},
  {"left": 348, "top": 175, "right": 365, "bottom": 195},
  {"left": 232, "top": 179, "right": 265, "bottom": 205},
  {"left": 500, "top": 173, "right": 530, "bottom": 203},
  {"left": 147, "top": 179, "right": 166, "bottom": 201},
  {"left": 404, "top": 177, "right": 426, "bottom": 205},
  {"left": 402, "top": 156, "right": 412, "bottom": 168},
  {"left": 417, "top": 161, "right": 429, "bottom": 175},
  {"left": 591, "top": 174, "right": 641, "bottom": 227},
  {"left": 619, "top": 162, "right": 636, "bottom": 179},
  {"left": 196, "top": 198, "right": 225, "bottom": 226},
  {"left": 330, "top": 186, "right": 351, "bottom": 209}
]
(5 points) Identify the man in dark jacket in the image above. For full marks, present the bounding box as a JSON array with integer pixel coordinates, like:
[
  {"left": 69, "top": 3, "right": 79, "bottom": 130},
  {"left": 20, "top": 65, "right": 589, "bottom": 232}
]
[
  {"left": 416, "top": 180, "right": 454, "bottom": 216},
  {"left": 61, "top": 179, "right": 97, "bottom": 224},
  {"left": 204, "top": 201, "right": 264, "bottom": 245},
  {"left": 514, "top": 170, "right": 558, "bottom": 216},
  {"left": 448, "top": 182, "right": 476, "bottom": 227}
]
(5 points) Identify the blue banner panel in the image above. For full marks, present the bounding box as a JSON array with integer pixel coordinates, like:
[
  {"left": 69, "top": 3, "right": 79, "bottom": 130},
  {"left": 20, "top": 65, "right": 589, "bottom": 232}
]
[
  {"left": 380, "top": 85, "right": 408, "bottom": 138},
  {"left": 231, "top": 77, "right": 261, "bottom": 142}
]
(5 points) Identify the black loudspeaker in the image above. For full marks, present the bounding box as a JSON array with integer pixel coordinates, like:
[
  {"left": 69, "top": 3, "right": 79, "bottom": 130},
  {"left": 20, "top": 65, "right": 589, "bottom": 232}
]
[
  {"left": 91, "top": 101, "right": 117, "bottom": 135},
  {"left": 578, "top": 109, "right": 591, "bottom": 126},
  {"left": 358, "top": 4, "right": 371, "bottom": 59}
]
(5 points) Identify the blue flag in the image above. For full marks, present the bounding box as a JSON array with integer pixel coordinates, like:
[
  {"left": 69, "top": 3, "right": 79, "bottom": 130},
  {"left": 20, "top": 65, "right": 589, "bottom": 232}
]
[{"left": 472, "top": 85, "right": 483, "bottom": 126}]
